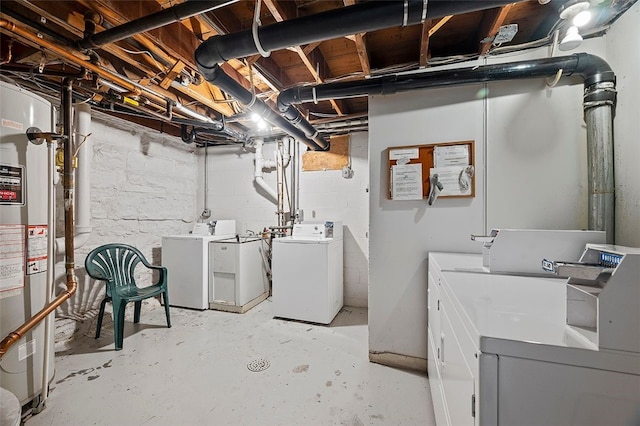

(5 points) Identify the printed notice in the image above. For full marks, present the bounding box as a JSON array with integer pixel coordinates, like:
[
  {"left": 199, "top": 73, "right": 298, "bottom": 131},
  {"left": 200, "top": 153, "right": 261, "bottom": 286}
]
[
  {"left": 0, "top": 224, "right": 25, "bottom": 292},
  {"left": 27, "top": 225, "right": 48, "bottom": 275},
  {"left": 391, "top": 163, "right": 423, "bottom": 200},
  {"left": 434, "top": 145, "right": 469, "bottom": 168},
  {"left": 430, "top": 166, "right": 472, "bottom": 196},
  {"left": 389, "top": 148, "right": 419, "bottom": 161}
]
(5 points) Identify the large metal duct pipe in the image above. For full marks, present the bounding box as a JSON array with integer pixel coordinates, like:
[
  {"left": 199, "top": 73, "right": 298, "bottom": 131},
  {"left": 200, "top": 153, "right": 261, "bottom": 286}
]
[
  {"left": 195, "top": 0, "right": 521, "bottom": 150},
  {"left": 77, "top": 0, "right": 238, "bottom": 50},
  {"left": 278, "top": 53, "right": 617, "bottom": 242}
]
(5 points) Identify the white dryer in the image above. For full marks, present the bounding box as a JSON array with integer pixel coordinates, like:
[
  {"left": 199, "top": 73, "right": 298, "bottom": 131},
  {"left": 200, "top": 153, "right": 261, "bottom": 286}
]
[{"left": 272, "top": 221, "right": 343, "bottom": 324}]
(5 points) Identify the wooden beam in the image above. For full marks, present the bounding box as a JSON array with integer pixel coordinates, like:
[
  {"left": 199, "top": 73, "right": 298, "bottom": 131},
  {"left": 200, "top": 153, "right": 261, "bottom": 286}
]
[
  {"left": 419, "top": 20, "right": 432, "bottom": 68},
  {"left": 263, "top": 0, "right": 344, "bottom": 115},
  {"left": 429, "top": 15, "right": 453, "bottom": 37},
  {"left": 343, "top": 0, "right": 370, "bottom": 77},
  {"left": 478, "top": 5, "right": 513, "bottom": 56}
]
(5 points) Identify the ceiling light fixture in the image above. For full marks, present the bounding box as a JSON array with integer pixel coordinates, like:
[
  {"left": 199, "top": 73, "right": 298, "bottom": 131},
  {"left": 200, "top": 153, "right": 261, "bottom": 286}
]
[
  {"left": 572, "top": 10, "right": 592, "bottom": 27},
  {"left": 559, "top": 0, "right": 591, "bottom": 20},
  {"left": 558, "top": 25, "right": 583, "bottom": 51}
]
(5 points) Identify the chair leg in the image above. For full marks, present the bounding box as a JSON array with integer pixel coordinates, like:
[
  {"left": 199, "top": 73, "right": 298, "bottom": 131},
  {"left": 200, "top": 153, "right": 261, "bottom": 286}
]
[
  {"left": 95, "top": 297, "right": 109, "bottom": 339},
  {"left": 163, "top": 292, "right": 172, "bottom": 328},
  {"left": 113, "top": 300, "right": 126, "bottom": 351},
  {"left": 133, "top": 301, "right": 142, "bottom": 323}
]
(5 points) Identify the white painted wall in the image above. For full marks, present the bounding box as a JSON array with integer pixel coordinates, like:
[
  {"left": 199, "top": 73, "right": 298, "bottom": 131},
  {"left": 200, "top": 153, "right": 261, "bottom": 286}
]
[
  {"left": 369, "top": 12, "right": 639, "bottom": 360},
  {"left": 201, "top": 132, "right": 370, "bottom": 307},
  {"left": 604, "top": 2, "right": 640, "bottom": 246},
  {"left": 56, "top": 111, "right": 198, "bottom": 322}
]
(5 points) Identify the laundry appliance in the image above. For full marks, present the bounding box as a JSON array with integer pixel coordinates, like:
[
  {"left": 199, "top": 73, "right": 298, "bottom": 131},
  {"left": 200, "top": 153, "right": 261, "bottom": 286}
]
[
  {"left": 161, "top": 220, "right": 236, "bottom": 310},
  {"left": 272, "top": 221, "right": 343, "bottom": 324}
]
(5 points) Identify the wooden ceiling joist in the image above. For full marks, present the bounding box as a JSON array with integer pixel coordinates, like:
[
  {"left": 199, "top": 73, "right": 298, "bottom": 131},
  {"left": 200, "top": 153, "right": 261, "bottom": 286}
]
[
  {"left": 420, "top": 15, "right": 453, "bottom": 68},
  {"left": 343, "top": 0, "right": 370, "bottom": 77},
  {"left": 478, "top": 5, "right": 514, "bottom": 56},
  {"left": 263, "top": 0, "right": 345, "bottom": 116}
]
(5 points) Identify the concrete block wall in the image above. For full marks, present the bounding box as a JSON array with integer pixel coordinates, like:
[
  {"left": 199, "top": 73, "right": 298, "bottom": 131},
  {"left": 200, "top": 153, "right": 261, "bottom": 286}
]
[
  {"left": 55, "top": 110, "right": 198, "bottom": 321},
  {"left": 201, "top": 132, "right": 370, "bottom": 307}
]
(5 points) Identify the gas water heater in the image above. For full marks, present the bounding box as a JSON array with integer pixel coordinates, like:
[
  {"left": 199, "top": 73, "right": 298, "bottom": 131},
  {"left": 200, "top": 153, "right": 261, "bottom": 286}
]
[{"left": 0, "top": 81, "right": 55, "bottom": 410}]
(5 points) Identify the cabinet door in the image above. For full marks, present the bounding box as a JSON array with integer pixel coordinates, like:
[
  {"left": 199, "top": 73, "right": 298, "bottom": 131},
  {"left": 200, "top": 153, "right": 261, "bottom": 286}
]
[{"left": 441, "top": 304, "right": 476, "bottom": 426}]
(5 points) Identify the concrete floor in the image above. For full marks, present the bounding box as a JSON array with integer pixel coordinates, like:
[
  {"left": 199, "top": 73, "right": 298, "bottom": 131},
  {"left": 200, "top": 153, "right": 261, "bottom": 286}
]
[{"left": 26, "top": 299, "right": 436, "bottom": 426}]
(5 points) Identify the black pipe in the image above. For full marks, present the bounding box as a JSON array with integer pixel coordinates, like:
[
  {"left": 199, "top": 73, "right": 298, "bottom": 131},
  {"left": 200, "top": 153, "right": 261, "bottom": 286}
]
[
  {"left": 199, "top": 64, "right": 326, "bottom": 151},
  {"left": 278, "top": 53, "right": 617, "bottom": 112},
  {"left": 195, "top": 0, "right": 518, "bottom": 67},
  {"left": 77, "top": 0, "right": 237, "bottom": 50},
  {"left": 195, "top": 0, "right": 519, "bottom": 151}
]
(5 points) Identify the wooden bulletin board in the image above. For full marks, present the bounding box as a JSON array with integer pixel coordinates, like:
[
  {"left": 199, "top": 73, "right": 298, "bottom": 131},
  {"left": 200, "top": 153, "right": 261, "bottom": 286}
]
[{"left": 387, "top": 140, "right": 475, "bottom": 200}]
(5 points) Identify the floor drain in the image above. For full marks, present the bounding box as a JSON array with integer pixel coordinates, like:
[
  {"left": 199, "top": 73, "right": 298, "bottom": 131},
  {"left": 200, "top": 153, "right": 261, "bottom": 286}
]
[{"left": 247, "top": 358, "right": 270, "bottom": 372}]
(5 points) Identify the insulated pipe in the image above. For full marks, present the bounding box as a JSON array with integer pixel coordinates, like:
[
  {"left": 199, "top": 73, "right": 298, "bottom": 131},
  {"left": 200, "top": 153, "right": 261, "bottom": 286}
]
[
  {"left": 77, "top": 0, "right": 238, "bottom": 50},
  {"left": 278, "top": 53, "right": 617, "bottom": 242},
  {"left": 195, "top": 0, "right": 519, "bottom": 66},
  {"left": 0, "top": 80, "right": 78, "bottom": 359}
]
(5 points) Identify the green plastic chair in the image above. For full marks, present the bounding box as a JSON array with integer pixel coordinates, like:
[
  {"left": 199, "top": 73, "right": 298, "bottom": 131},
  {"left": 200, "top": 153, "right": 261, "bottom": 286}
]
[{"left": 85, "top": 243, "right": 171, "bottom": 350}]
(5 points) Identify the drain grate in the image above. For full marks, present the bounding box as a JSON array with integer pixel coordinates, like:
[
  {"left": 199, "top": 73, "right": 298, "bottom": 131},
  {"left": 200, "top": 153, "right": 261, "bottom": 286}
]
[{"left": 247, "top": 358, "right": 270, "bottom": 372}]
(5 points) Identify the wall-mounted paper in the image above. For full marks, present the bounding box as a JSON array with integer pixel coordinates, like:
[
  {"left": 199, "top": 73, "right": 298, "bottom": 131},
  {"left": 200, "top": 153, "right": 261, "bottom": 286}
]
[
  {"left": 391, "top": 163, "right": 423, "bottom": 200},
  {"left": 430, "top": 166, "right": 472, "bottom": 196},
  {"left": 434, "top": 145, "right": 469, "bottom": 167}
]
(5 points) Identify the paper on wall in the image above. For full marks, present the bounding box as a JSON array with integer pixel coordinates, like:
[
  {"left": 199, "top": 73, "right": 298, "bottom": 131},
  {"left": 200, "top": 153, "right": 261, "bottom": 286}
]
[
  {"left": 391, "top": 163, "right": 423, "bottom": 200},
  {"left": 430, "top": 166, "right": 472, "bottom": 196}
]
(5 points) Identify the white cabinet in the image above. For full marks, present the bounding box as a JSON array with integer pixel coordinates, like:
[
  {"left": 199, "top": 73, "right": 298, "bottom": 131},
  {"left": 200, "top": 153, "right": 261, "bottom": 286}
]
[
  {"left": 427, "top": 252, "right": 640, "bottom": 426},
  {"left": 209, "top": 237, "right": 269, "bottom": 313}
]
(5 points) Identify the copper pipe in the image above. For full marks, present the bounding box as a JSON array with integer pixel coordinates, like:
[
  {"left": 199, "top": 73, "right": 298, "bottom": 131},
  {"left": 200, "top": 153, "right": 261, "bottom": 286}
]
[
  {"left": 0, "top": 79, "right": 79, "bottom": 359},
  {"left": 0, "top": 19, "right": 144, "bottom": 98}
]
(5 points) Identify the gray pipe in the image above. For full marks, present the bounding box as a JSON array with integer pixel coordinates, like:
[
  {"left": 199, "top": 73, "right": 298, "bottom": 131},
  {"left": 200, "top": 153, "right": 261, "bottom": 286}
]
[{"left": 584, "top": 82, "right": 616, "bottom": 243}]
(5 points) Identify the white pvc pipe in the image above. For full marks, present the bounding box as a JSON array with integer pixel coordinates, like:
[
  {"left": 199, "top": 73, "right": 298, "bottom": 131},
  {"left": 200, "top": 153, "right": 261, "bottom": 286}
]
[
  {"left": 254, "top": 138, "right": 278, "bottom": 201},
  {"left": 55, "top": 103, "right": 92, "bottom": 255}
]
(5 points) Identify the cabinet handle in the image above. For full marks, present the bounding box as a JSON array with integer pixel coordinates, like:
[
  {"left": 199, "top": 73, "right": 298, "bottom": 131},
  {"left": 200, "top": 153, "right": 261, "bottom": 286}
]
[{"left": 440, "top": 333, "right": 445, "bottom": 364}]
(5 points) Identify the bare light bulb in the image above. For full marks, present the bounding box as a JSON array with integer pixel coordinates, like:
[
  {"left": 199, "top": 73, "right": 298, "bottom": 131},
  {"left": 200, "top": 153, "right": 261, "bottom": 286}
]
[{"left": 573, "top": 10, "right": 592, "bottom": 27}]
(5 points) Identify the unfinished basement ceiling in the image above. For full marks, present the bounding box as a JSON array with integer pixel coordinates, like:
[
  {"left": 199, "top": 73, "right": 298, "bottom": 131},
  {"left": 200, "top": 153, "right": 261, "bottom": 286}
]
[{"left": 0, "top": 0, "right": 636, "bottom": 145}]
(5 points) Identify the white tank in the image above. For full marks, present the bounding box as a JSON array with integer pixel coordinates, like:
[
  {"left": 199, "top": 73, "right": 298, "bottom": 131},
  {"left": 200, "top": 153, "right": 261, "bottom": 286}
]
[{"left": 0, "top": 81, "right": 55, "bottom": 410}]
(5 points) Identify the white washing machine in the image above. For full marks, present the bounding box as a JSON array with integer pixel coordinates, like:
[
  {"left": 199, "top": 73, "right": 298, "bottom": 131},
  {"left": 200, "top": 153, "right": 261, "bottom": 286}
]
[
  {"left": 161, "top": 220, "right": 236, "bottom": 310},
  {"left": 272, "top": 221, "right": 343, "bottom": 324}
]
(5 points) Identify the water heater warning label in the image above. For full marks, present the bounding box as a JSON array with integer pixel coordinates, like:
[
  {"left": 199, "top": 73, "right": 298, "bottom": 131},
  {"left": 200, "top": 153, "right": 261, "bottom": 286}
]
[
  {"left": 27, "top": 225, "right": 48, "bottom": 275},
  {"left": 0, "top": 164, "right": 24, "bottom": 205},
  {"left": 0, "top": 224, "right": 25, "bottom": 292}
]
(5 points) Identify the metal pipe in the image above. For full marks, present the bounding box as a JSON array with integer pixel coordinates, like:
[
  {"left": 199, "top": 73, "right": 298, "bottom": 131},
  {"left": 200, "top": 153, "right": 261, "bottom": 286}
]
[
  {"left": 584, "top": 82, "right": 616, "bottom": 243},
  {"left": 0, "top": 79, "right": 78, "bottom": 359},
  {"left": 77, "top": 0, "right": 238, "bottom": 50},
  {"left": 277, "top": 53, "right": 617, "bottom": 241}
]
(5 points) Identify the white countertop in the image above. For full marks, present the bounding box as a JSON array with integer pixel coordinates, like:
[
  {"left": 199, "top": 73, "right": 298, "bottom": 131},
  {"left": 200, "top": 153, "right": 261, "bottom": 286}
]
[{"left": 430, "top": 252, "right": 596, "bottom": 350}]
